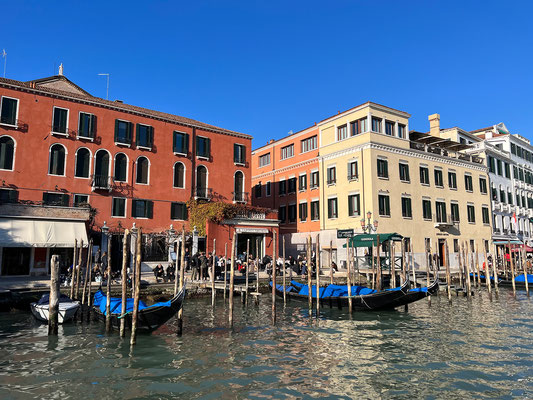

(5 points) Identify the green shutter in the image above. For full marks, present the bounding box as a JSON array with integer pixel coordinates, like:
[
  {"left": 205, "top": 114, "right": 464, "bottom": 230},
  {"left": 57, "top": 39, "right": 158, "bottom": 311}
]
[
  {"left": 136, "top": 124, "right": 140, "bottom": 145},
  {"left": 132, "top": 200, "right": 137, "bottom": 217},
  {"left": 114, "top": 120, "right": 119, "bottom": 142},
  {"left": 149, "top": 126, "right": 154, "bottom": 147},
  {"left": 206, "top": 138, "right": 211, "bottom": 158},
  {"left": 172, "top": 132, "right": 177, "bottom": 152},
  {"left": 185, "top": 134, "right": 189, "bottom": 154},
  {"left": 42, "top": 192, "right": 49, "bottom": 204},
  {"left": 128, "top": 122, "right": 133, "bottom": 143},
  {"left": 90, "top": 115, "right": 97, "bottom": 137},
  {"left": 234, "top": 144, "right": 238, "bottom": 163},
  {"left": 147, "top": 201, "right": 153, "bottom": 219},
  {"left": 348, "top": 196, "right": 353, "bottom": 216}
]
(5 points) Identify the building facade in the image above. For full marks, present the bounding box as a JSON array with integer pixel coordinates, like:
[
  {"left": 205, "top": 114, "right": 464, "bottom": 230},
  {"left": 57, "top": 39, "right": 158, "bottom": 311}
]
[{"left": 0, "top": 74, "right": 277, "bottom": 275}]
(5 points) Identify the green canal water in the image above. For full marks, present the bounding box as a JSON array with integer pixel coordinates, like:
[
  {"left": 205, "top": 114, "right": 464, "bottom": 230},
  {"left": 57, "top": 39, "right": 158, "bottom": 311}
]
[{"left": 0, "top": 290, "right": 532, "bottom": 399}]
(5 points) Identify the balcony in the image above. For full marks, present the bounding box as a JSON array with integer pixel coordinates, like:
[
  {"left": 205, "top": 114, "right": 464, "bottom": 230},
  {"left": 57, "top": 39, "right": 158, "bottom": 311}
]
[
  {"left": 493, "top": 228, "right": 501, "bottom": 234},
  {"left": 91, "top": 174, "right": 111, "bottom": 191},
  {"left": 232, "top": 191, "right": 249, "bottom": 204},
  {"left": 433, "top": 213, "right": 457, "bottom": 229},
  {"left": 409, "top": 141, "right": 484, "bottom": 164},
  {"left": 492, "top": 201, "right": 501, "bottom": 211},
  {"left": 194, "top": 187, "right": 212, "bottom": 201}
]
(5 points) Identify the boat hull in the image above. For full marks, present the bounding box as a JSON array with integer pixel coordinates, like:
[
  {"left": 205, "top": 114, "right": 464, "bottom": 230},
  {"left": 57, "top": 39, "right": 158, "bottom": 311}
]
[{"left": 31, "top": 302, "right": 80, "bottom": 324}]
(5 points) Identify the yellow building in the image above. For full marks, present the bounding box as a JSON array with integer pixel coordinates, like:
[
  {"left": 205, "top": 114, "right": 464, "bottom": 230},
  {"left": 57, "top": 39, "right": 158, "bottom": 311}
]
[{"left": 317, "top": 103, "right": 492, "bottom": 270}]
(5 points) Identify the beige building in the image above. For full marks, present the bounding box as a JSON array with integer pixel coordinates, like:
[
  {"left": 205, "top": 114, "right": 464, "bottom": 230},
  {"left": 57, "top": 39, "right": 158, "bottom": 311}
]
[{"left": 316, "top": 103, "right": 492, "bottom": 270}]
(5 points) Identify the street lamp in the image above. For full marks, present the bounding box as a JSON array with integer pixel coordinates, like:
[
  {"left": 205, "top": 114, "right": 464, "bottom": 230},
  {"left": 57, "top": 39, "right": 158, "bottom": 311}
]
[{"left": 361, "top": 211, "right": 378, "bottom": 234}]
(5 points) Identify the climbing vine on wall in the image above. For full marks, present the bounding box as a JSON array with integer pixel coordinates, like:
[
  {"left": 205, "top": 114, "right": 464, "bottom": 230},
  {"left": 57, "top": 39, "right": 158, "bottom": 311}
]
[{"left": 186, "top": 200, "right": 270, "bottom": 236}]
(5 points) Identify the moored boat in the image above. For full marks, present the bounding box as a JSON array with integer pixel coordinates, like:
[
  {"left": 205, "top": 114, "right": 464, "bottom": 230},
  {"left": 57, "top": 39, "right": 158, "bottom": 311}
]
[
  {"left": 92, "top": 285, "right": 186, "bottom": 331},
  {"left": 31, "top": 293, "right": 80, "bottom": 324}
]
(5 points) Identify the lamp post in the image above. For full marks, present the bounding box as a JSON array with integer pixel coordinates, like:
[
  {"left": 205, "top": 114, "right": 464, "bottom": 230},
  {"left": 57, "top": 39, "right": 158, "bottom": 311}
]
[
  {"left": 361, "top": 211, "right": 378, "bottom": 234},
  {"left": 101, "top": 221, "right": 109, "bottom": 253}
]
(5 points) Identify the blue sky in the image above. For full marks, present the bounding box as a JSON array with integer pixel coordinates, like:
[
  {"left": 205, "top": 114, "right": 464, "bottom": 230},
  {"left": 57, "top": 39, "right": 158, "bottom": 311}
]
[{"left": 2, "top": 1, "right": 532, "bottom": 148}]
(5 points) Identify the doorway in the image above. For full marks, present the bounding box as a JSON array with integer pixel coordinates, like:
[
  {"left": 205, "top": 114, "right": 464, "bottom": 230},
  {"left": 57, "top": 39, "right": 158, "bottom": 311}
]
[
  {"left": 236, "top": 234, "right": 263, "bottom": 259},
  {"left": 438, "top": 239, "right": 446, "bottom": 267},
  {"left": 1, "top": 247, "right": 31, "bottom": 275}
]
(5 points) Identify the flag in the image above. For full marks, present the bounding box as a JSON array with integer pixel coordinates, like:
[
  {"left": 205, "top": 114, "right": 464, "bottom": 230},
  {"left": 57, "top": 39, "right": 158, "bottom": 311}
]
[{"left": 512, "top": 212, "right": 518, "bottom": 231}]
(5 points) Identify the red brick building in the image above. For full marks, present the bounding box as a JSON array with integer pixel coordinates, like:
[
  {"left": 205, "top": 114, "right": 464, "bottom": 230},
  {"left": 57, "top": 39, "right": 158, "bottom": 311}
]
[{"left": 0, "top": 74, "right": 278, "bottom": 275}]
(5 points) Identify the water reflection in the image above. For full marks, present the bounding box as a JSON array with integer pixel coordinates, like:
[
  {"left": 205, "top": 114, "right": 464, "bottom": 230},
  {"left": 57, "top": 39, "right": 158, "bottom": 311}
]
[{"left": 0, "top": 290, "right": 531, "bottom": 398}]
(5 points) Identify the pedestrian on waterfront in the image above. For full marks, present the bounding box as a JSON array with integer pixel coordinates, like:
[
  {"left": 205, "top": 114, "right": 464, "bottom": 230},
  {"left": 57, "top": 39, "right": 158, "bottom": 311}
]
[
  {"left": 191, "top": 252, "right": 199, "bottom": 281},
  {"left": 199, "top": 252, "right": 208, "bottom": 280},
  {"left": 184, "top": 248, "right": 191, "bottom": 272}
]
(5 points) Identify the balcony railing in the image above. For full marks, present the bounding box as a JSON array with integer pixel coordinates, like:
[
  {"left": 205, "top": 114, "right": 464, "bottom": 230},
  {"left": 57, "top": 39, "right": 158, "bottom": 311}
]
[
  {"left": 194, "top": 187, "right": 212, "bottom": 200},
  {"left": 91, "top": 174, "right": 111, "bottom": 191},
  {"left": 232, "top": 191, "right": 249, "bottom": 203},
  {"left": 409, "top": 141, "right": 484, "bottom": 164}
]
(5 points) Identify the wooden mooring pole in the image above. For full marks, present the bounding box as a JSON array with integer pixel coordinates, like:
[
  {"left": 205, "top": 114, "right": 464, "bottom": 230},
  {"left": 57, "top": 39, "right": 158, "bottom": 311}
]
[
  {"left": 70, "top": 239, "right": 78, "bottom": 299},
  {"left": 212, "top": 238, "right": 216, "bottom": 306},
  {"left": 245, "top": 238, "right": 249, "bottom": 304},
  {"left": 316, "top": 234, "right": 320, "bottom": 316},
  {"left": 307, "top": 236, "right": 312, "bottom": 314},
  {"left": 48, "top": 255, "right": 60, "bottom": 335},
  {"left": 522, "top": 244, "right": 529, "bottom": 296},
  {"left": 223, "top": 243, "right": 228, "bottom": 301},
  {"left": 346, "top": 238, "right": 352, "bottom": 313},
  {"left": 120, "top": 229, "right": 129, "bottom": 338},
  {"left": 282, "top": 236, "right": 286, "bottom": 305},
  {"left": 75, "top": 240, "right": 83, "bottom": 300},
  {"left": 483, "top": 244, "right": 492, "bottom": 300},
  {"left": 229, "top": 232, "right": 236, "bottom": 327},
  {"left": 329, "top": 240, "right": 333, "bottom": 285},
  {"left": 410, "top": 241, "right": 416, "bottom": 288},
  {"left": 391, "top": 242, "right": 397, "bottom": 288},
  {"left": 445, "top": 241, "right": 452, "bottom": 303},
  {"left": 81, "top": 240, "right": 92, "bottom": 315},
  {"left": 177, "top": 228, "right": 185, "bottom": 335},
  {"left": 508, "top": 240, "right": 516, "bottom": 296},
  {"left": 425, "top": 243, "right": 431, "bottom": 304},
  {"left": 271, "top": 231, "right": 277, "bottom": 324},
  {"left": 105, "top": 236, "right": 113, "bottom": 333},
  {"left": 130, "top": 228, "right": 142, "bottom": 346}
]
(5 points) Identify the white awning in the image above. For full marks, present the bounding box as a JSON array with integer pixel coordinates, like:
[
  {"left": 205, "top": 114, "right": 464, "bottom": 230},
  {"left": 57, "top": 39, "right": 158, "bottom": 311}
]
[{"left": 0, "top": 219, "right": 88, "bottom": 247}]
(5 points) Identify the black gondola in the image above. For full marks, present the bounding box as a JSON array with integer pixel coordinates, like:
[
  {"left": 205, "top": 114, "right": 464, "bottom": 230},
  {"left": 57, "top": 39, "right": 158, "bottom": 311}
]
[
  {"left": 385, "top": 280, "right": 439, "bottom": 309},
  {"left": 92, "top": 285, "right": 186, "bottom": 331},
  {"left": 272, "top": 280, "right": 410, "bottom": 311}
]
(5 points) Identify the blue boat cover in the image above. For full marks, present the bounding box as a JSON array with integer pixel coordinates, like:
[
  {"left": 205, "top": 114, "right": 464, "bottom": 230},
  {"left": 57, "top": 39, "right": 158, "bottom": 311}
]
[
  {"left": 37, "top": 293, "right": 74, "bottom": 305},
  {"left": 93, "top": 291, "right": 172, "bottom": 316},
  {"left": 515, "top": 274, "right": 533, "bottom": 283},
  {"left": 408, "top": 287, "right": 428, "bottom": 293},
  {"left": 270, "top": 280, "right": 378, "bottom": 299}
]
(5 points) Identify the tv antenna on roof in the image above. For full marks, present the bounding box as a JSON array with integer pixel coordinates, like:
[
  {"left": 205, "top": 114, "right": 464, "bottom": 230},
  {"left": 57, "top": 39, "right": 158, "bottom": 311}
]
[
  {"left": 98, "top": 73, "right": 110, "bottom": 100},
  {"left": 2, "top": 49, "right": 6, "bottom": 78}
]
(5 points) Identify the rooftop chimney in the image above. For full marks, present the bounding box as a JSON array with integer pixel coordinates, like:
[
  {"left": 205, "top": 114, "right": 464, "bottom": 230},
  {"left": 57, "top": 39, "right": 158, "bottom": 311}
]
[{"left": 428, "top": 113, "right": 440, "bottom": 137}]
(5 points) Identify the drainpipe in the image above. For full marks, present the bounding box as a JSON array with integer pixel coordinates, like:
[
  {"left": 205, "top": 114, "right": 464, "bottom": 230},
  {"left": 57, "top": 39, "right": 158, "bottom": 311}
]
[{"left": 191, "top": 127, "right": 196, "bottom": 199}]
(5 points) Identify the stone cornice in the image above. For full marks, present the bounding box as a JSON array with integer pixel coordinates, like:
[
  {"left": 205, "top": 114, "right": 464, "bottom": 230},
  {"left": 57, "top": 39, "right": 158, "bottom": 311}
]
[{"left": 252, "top": 158, "right": 319, "bottom": 180}]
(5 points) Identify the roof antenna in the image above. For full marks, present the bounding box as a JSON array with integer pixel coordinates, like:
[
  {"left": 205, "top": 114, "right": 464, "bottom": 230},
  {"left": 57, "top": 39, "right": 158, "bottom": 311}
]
[
  {"left": 98, "top": 73, "right": 110, "bottom": 100},
  {"left": 2, "top": 49, "right": 6, "bottom": 78}
]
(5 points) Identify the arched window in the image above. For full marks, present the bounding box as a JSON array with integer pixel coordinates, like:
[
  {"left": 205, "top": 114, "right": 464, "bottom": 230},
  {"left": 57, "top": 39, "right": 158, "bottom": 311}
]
[
  {"left": 94, "top": 150, "right": 110, "bottom": 178},
  {"left": 114, "top": 153, "right": 128, "bottom": 182},
  {"left": 75, "top": 148, "right": 90, "bottom": 178},
  {"left": 173, "top": 162, "right": 185, "bottom": 188},
  {"left": 234, "top": 171, "right": 244, "bottom": 202},
  {"left": 136, "top": 156, "right": 149, "bottom": 184},
  {"left": 49, "top": 144, "right": 66, "bottom": 175},
  {"left": 0, "top": 136, "right": 15, "bottom": 170},
  {"left": 196, "top": 165, "right": 208, "bottom": 198}
]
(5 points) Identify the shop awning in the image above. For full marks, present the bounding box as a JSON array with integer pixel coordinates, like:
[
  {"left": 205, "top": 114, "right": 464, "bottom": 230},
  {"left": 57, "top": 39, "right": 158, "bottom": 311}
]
[
  {"left": 493, "top": 240, "right": 522, "bottom": 245},
  {"left": 0, "top": 218, "right": 88, "bottom": 247},
  {"left": 343, "top": 233, "right": 403, "bottom": 248}
]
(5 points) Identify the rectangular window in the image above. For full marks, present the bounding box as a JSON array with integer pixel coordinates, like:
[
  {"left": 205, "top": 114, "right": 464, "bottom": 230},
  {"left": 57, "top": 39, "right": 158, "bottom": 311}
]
[
  {"left": 434, "top": 169, "right": 443, "bottom": 187},
  {"left": 371, "top": 117, "right": 382, "bottom": 133},
  {"left": 327, "top": 198, "right": 338, "bottom": 219},
  {"left": 513, "top": 166, "right": 518, "bottom": 179},
  {"left": 454, "top": 239, "right": 459, "bottom": 253},
  {"left": 464, "top": 174, "right": 473, "bottom": 192},
  {"left": 377, "top": 159, "right": 388, "bottom": 178},
  {"left": 132, "top": 199, "right": 153, "bottom": 219},
  {"left": 0, "top": 189, "right": 18, "bottom": 203},
  {"left": 115, "top": 120, "right": 133, "bottom": 145},
  {"left": 279, "top": 180, "right": 286, "bottom": 195},
  {"left": 401, "top": 197, "right": 412, "bottom": 218},
  {"left": 422, "top": 199, "right": 432, "bottom": 220},
  {"left": 173, "top": 131, "right": 189, "bottom": 154},
  {"left": 280, "top": 144, "right": 294, "bottom": 160},
  {"left": 299, "top": 174, "right": 307, "bottom": 191},
  {"left": 299, "top": 202, "right": 308, "bottom": 222},
  {"left": 448, "top": 171, "right": 457, "bottom": 189},
  {"left": 397, "top": 124, "right": 406, "bottom": 138},
  {"left": 467, "top": 205, "right": 475, "bottom": 223},
  {"left": 488, "top": 156, "right": 495, "bottom": 173},
  {"left": 196, "top": 136, "right": 211, "bottom": 158},
  {"left": 496, "top": 159, "right": 503, "bottom": 176},
  {"left": 420, "top": 166, "right": 430, "bottom": 185},
  {"left": 479, "top": 177, "right": 488, "bottom": 194},
  {"left": 511, "top": 143, "right": 516, "bottom": 155},
  {"left": 482, "top": 206, "right": 490, "bottom": 224},
  {"left": 310, "top": 171, "right": 319, "bottom": 188},
  {"left": 279, "top": 205, "right": 286, "bottom": 223},
  {"left": 259, "top": 153, "right": 271, "bottom": 167},
  {"left": 0, "top": 97, "right": 18, "bottom": 126},
  {"left": 43, "top": 192, "right": 69, "bottom": 207},
  {"left": 378, "top": 195, "right": 390, "bottom": 216},
  {"left": 350, "top": 117, "right": 367, "bottom": 136},
  {"left": 399, "top": 163, "right": 410, "bottom": 182},
  {"left": 288, "top": 204, "right": 297, "bottom": 223},
  {"left": 288, "top": 177, "right": 297, "bottom": 193},
  {"left": 266, "top": 181, "right": 271, "bottom": 196},
  {"left": 73, "top": 194, "right": 89, "bottom": 207},
  {"left": 255, "top": 183, "right": 261, "bottom": 198},
  {"left": 451, "top": 202, "right": 460, "bottom": 222},
  {"left": 112, "top": 197, "right": 126, "bottom": 217},
  {"left": 348, "top": 194, "right": 360, "bottom": 217},
  {"left": 234, "top": 144, "right": 246, "bottom": 164},
  {"left": 171, "top": 202, "right": 188, "bottom": 220},
  {"left": 311, "top": 200, "right": 320, "bottom": 221},
  {"left": 436, "top": 201, "right": 447, "bottom": 223},
  {"left": 136, "top": 124, "right": 154, "bottom": 149},
  {"left": 301, "top": 136, "right": 317, "bottom": 153},
  {"left": 337, "top": 125, "right": 348, "bottom": 141},
  {"left": 348, "top": 161, "right": 358, "bottom": 180},
  {"left": 385, "top": 120, "right": 395, "bottom": 136},
  {"left": 78, "top": 112, "right": 96, "bottom": 139},
  {"left": 327, "top": 166, "right": 336, "bottom": 184},
  {"left": 516, "top": 193, "right": 521, "bottom": 207},
  {"left": 52, "top": 107, "right": 68, "bottom": 134}
]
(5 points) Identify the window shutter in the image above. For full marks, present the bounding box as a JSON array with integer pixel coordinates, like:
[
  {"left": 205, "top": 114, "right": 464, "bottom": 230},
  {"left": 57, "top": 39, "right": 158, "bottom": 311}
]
[
  {"left": 348, "top": 196, "right": 353, "bottom": 216},
  {"left": 132, "top": 200, "right": 137, "bottom": 217},
  {"left": 136, "top": 124, "right": 140, "bottom": 145},
  {"left": 114, "top": 120, "right": 119, "bottom": 142},
  {"left": 182, "top": 204, "right": 188, "bottom": 220},
  {"left": 172, "top": 132, "right": 177, "bottom": 152},
  {"left": 149, "top": 126, "right": 154, "bottom": 147},
  {"left": 170, "top": 203, "right": 176, "bottom": 220},
  {"left": 62, "top": 194, "right": 69, "bottom": 207},
  {"left": 185, "top": 134, "right": 189, "bottom": 154},
  {"left": 234, "top": 144, "right": 238, "bottom": 163},
  {"left": 147, "top": 201, "right": 154, "bottom": 219},
  {"left": 91, "top": 115, "right": 97, "bottom": 137},
  {"left": 206, "top": 138, "right": 211, "bottom": 158},
  {"left": 128, "top": 122, "right": 133, "bottom": 143},
  {"left": 356, "top": 195, "right": 360, "bottom": 215},
  {"left": 42, "top": 192, "right": 49, "bottom": 204}
]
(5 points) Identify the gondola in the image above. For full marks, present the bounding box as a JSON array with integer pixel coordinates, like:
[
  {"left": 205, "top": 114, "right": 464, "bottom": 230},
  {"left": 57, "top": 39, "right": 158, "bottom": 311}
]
[
  {"left": 92, "top": 285, "right": 186, "bottom": 331},
  {"left": 272, "top": 280, "right": 409, "bottom": 311},
  {"left": 470, "top": 273, "right": 533, "bottom": 288},
  {"left": 31, "top": 293, "right": 80, "bottom": 324},
  {"left": 385, "top": 280, "right": 439, "bottom": 309}
]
